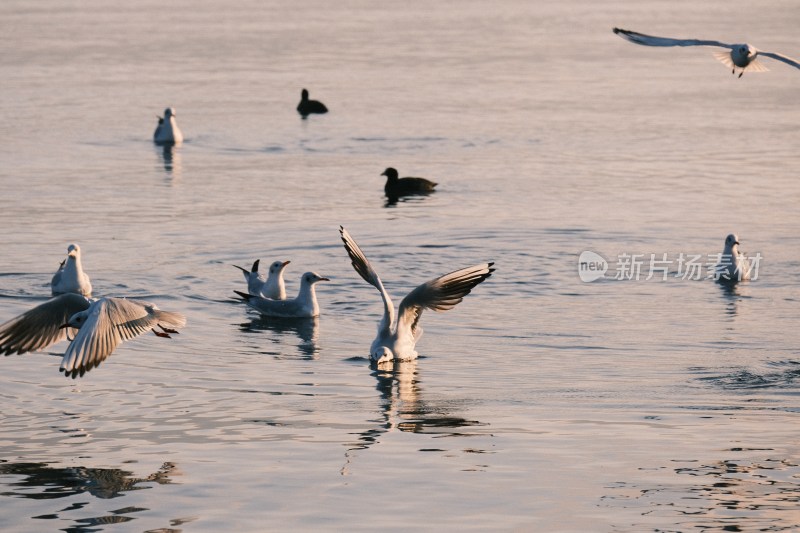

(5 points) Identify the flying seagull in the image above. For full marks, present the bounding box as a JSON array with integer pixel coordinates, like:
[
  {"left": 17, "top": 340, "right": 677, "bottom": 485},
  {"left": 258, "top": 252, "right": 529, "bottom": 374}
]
[
  {"left": 339, "top": 226, "right": 494, "bottom": 364},
  {"left": 0, "top": 294, "right": 186, "bottom": 378},
  {"left": 613, "top": 27, "right": 800, "bottom": 77}
]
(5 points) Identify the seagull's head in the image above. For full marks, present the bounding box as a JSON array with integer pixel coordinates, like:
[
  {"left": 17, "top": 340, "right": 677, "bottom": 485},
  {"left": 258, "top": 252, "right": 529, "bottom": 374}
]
[
  {"left": 371, "top": 346, "right": 394, "bottom": 364},
  {"left": 724, "top": 233, "right": 741, "bottom": 252},
  {"left": 734, "top": 44, "right": 758, "bottom": 64},
  {"left": 164, "top": 107, "right": 177, "bottom": 118},
  {"left": 67, "top": 244, "right": 80, "bottom": 258},
  {"left": 62, "top": 309, "right": 90, "bottom": 330},
  {"left": 269, "top": 260, "right": 291, "bottom": 276},
  {"left": 302, "top": 272, "right": 330, "bottom": 286}
]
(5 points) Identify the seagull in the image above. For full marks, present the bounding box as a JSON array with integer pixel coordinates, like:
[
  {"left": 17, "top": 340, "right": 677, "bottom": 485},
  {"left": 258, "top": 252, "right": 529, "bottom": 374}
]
[
  {"left": 714, "top": 233, "right": 752, "bottom": 282},
  {"left": 153, "top": 107, "right": 183, "bottom": 144},
  {"left": 339, "top": 226, "right": 494, "bottom": 364},
  {"left": 51, "top": 244, "right": 92, "bottom": 297},
  {"left": 296, "top": 89, "right": 328, "bottom": 118},
  {"left": 613, "top": 28, "right": 800, "bottom": 77},
  {"left": 233, "top": 259, "right": 290, "bottom": 299},
  {"left": 234, "top": 272, "right": 330, "bottom": 318},
  {"left": 0, "top": 294, "right": 186, "bottom": 378},
  {"left": 381, "top": 167, "right": 438, "bottom": 198}
]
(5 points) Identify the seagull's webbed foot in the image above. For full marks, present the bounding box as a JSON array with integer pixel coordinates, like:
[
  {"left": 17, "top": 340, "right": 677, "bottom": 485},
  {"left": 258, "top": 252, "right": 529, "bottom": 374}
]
[
  {"left": 153, "top": 324, "right": 179, "bottom": 338},
  {"left": 738, "top": 71, "right": 744, "bottom": 78}
]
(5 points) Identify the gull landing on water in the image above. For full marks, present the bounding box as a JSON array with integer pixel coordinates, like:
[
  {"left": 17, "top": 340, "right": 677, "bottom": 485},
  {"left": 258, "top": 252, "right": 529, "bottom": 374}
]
[
  {"left": 613, "top": 28, "right": 800, "bottom": 77},
  {"left": 234, "top": 272, "right": 329, "bottom": 318},
  {"left": 233, "top": 259, "right": 290, "bottom": 300},
  {"left": 51, "top": 244, "right": 92, "bottom": 297},
  {"left": 339, "top": 226, "right": 494, "bottom": 364},
  {"left": 0, "top": 294, "right": 186, "bottom": 378},
  {"left": 153, "top": 107, "right": 183, "bottom": 145}
]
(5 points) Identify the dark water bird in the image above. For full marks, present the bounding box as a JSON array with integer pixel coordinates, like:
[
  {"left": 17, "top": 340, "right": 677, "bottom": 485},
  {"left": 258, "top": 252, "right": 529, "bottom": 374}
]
[
  {"left": 0, "top": 294, "right": 186, "bottom": 378},
  {"left": 613, "top": 27, "right": 800, "bottom": 77},
  {"left": 339, "top": 226, "right": 494, "bottom": 364},
  {"left": 296, "top": 89, "right": 328, "bottom": 118},
  {"left": 153, "top": 107, "right": 183, "bottom": 144},
  {"left": 381, "top": 167, "right": 437, "bottom": 199}
]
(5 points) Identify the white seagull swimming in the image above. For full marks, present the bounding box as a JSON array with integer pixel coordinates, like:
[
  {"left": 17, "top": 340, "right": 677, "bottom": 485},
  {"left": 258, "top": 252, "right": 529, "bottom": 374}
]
[
  {"left": 613, "top": 28, "right": 800, "bottom": 77},
  {"left": 153, "top": 107, "right": 184, "bottom": 145},
  {"left": 51, "top": 243, "right": 92, "bottom": 297},
  {"left": 234, "top": 272, "right": 329, "bottom": 318},
  {"left": 339, "top": 226, "right": 495, "bottom": 364},
  {"left": 0, "top": 294, "right": 186, "bottom": 378},
  {"left": 233, "top": 259, "right": 290, "bottom": 299},
  {"left": 715, "top": 233, "right": 752, "bottom": 283}
]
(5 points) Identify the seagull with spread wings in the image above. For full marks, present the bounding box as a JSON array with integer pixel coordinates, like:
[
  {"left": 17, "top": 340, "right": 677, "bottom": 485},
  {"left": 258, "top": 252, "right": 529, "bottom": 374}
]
[
  {"left": 613, "top": 28, "right": 800, "bottom": 77},
  {"left": 0, "top": 294, "right": 186, "bottom": 378},
  {"left": 339, "top": 226, "right": 494, "bottom": 364}
]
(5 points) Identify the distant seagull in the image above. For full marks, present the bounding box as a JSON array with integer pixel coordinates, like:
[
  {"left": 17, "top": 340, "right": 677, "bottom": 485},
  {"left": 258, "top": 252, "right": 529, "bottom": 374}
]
[
  {"left": 233, "top": 259, "right": 290, "bottom": 300},
  {"left": 715, "top": 233, "right": 752, "bottom": 282},
  {"left": 153, "top": 107, "right": 184, "bottom": 144},
  {"left": 613, "top": 27, "right": 800, "bottom": 77},
  {"left": 339, "top": 226, "right": 494, "bottom": 364},
  {"left": 51, "top": 244, "right": 92, "bottom": 297},
  {"left": 297, "top": 89, "right": 328, "bottom": 118},
  {"left": 0, "top": 294, "right": 186, "bottom": 378},
  {"left": 381, "top": 167, "right": 437, "bottom": 198},
  {"left": 234, "top": 272, "right": 329, "bottom": 318}
]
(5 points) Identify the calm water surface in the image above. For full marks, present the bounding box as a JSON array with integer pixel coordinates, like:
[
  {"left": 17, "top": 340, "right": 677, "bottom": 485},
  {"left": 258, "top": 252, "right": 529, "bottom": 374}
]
[{"left": 1, "top": 0, "right": 799, "bottom": 531}]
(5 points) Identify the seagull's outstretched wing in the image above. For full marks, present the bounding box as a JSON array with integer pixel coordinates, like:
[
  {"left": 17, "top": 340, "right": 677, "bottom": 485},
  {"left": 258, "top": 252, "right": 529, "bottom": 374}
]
[
  {"left": 60, "top": 297, "right": 186, "bottom": 378},
  {"left": 340, "top": 226, "right": 395, "bottom": 334},
  {"left": 340, "top": 227, "right": 381, "bottom": 288},
  {"left": 396, "top": 263, "right": 495, "bottom": 339},
  {"left": 613, "top": 28, "right": 732, "bottom": 49},
  {"left": 758, "top": 50, "right": 800, "bottom": 70},
  {"left": 0, "top": 294, "right": 90, "bottom": 355}
]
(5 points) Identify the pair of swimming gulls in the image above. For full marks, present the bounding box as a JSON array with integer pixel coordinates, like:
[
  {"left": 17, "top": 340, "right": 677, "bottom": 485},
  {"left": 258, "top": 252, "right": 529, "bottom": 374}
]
[
  {"left": 614, "top": 28, "right": 800, "bottom": 77},
  {"left": 0, "top": 230, "right": 495, "bottom": 375}
]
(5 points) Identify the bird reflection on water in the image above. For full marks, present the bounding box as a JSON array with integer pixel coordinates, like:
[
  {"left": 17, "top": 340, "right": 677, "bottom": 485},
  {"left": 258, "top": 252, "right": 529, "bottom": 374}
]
[
  {"left": 717, "top": 280, "right": 750, "bottom": 319},
  {"left": 238, "top": 315, "right": 320, "bottom": 359},
  {"left": 341, "top": 358, "right": 488, "bottom": 475},
  {"left": 0, "top": 460, "right": 177, "bottom": 499},
  {"left": 0, "top": 461, "right": 187, "bottom": 530},
  {"left": 156, "top": 143, "right": 182, "bottom": 181},
  {"left": 383, "top": 192, "right": 436, "bottom": 208}
]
